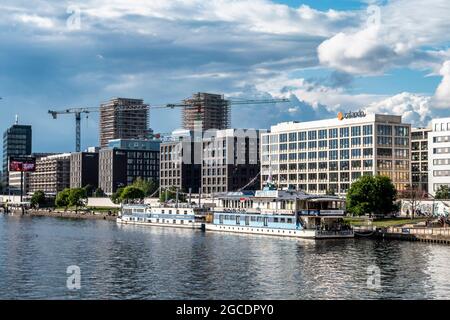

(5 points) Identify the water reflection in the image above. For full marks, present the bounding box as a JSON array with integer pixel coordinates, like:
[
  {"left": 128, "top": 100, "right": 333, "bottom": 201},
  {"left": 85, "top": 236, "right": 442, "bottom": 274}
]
[{"left": 0, "top": 215, "right": 449, "bottom": 300}]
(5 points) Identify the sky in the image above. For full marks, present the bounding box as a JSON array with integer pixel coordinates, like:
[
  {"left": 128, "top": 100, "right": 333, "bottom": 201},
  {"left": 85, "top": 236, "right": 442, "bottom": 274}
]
[{"left": 0, "top": 0, "right": 449, "bottom": 157}]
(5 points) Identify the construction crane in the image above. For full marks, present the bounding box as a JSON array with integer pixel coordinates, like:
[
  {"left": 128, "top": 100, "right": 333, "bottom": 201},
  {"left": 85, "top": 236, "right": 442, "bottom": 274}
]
[
  {"left": 48, "top": 108, "right": 99, "bottom": 152},
  {"left": 49, "top": 104, "right": 150, "bottom": 152},
  {"left": 159, "top": 97, "right": 290, "bottom": 110},
  {"left": 153, "top": 96, "right": 290, "bottom": 129}
]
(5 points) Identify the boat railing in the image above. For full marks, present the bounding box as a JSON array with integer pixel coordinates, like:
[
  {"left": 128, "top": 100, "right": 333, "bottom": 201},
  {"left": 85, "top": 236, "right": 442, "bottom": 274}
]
[{"left": 316, "top": 230, "right": 354, "bottom": 236}]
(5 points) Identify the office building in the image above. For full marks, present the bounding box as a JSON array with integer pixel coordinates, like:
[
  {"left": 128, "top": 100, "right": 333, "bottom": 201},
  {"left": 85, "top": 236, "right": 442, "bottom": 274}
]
[
  {"left": 99, "top": 98, "right": 149, "bottom": 148},
  {"left": 160, "top": 130, "right": 202, "bottom": 193},
  {"left": 411, "top": 128, "right": 431, "bottom": 193},
  {"left": 202, "top": 129, "right": 265, "bottom": 194},
  {"left": 70, "top": 152, "right": 99, "bottom": 189},
  {"left": 98, "top": 139, "right": 160, "bottom": 195},
  {"left": 29, "top": 154, "right": 71, "bottom": 195},
  {"left": 428, "top": 117, "right": 450, "bottom": 196},
  {"left": 261, "top": 113, "right": 411, "bottom": 195},
  {"left": 182, "top": 93, "right": 230, "bottom": 131},
  {"left": 3, "top": 123, "right": 32, "bottom": 187}
]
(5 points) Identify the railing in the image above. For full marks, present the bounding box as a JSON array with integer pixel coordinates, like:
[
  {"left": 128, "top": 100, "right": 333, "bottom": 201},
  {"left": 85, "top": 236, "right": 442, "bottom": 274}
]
[
  {"left": 316, "top": 230, "right": 354, "bottom": 236},
  {"left": 388, "top": 227, "right": 450, "bottom": 237}
]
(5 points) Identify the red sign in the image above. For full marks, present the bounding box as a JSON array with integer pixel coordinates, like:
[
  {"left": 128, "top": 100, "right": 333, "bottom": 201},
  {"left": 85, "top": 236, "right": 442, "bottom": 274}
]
[{"left": 9, "top": 157, "right": 36, "bottom": 172}]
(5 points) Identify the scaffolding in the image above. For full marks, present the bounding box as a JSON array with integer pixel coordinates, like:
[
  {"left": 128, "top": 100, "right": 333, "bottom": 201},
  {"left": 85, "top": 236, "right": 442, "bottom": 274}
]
[
  {"left": 99, "top": 98, "right": 149, "bottom": 148},
  {"left": 182, "top": 93, "right": 230, "bottom": 131}
]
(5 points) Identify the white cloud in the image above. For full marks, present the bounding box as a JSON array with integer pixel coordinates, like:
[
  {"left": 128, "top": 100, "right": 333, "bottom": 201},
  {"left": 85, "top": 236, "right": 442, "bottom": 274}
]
[
  {"left": 15, "top": 14, "right": 55, "bottom": 29},
  {"left": 318, "top": 0, "right": 450, "bottom": 74},
  {"left": 365, "top": 92, "right": 433, "bottom": 127},
  {"left": 434, "top": 60, "right": 450, "bottom": 108}
]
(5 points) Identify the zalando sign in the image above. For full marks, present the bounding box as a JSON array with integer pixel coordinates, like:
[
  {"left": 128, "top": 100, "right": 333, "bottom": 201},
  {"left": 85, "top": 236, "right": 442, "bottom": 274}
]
[{"left": 337, "top": 110, "right": 366, "bottom": 121}]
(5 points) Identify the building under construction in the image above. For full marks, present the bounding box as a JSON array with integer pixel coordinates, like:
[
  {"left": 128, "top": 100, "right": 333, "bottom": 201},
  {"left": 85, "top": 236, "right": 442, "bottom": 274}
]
[
  {"left": 99, "top": 98, "right": 149, "bottom": 148},
  {"left": 182, "top": 93, "right": 230, "bottom": 131}
]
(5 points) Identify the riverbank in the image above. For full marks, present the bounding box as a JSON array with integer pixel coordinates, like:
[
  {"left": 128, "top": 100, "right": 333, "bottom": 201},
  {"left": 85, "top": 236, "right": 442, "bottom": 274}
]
[{"left": 3, "top": 209, "right": 117, "bottom": 222}]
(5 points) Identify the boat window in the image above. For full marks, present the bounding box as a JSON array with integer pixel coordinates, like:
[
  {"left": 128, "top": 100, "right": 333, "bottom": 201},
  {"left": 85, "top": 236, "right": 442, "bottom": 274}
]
[
  {"left": 173, "top": 220, "right": 176, "bottom": 224},
  {"left": 219, "top": 215, "right": 224, "bottom": 224},
  {"left": 161, "top": 210, "right": 165, "bottom": 214},
  {"left": 236, "top": 216, "right": 241, "bottom": 225},
  {"left": 245, "top": 216, "right": 250, "bottom": 226},
  {"left": 280, "top": 218, "right": 286, "bottom": 223},
  {"left": 184, "top": 211, "right": 188, "bottom": 215},
  {"left": 287, "top": 218, "right": 293, "bottom": 224},
  {"left": 264, "top": 217, "right": 268, "bottom": 227},
  {"left": 274, "top": 218, "right": 279, "bottom": 223},
  {"left": 181, "top": 220, "right": 184, "bottom": 224},
  {"left": 169, "top": 210, "right": 172, "bottom": 214}
]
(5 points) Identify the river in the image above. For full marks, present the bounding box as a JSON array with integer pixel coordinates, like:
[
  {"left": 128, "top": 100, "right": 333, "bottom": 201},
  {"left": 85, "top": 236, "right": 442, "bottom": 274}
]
[{"left": 0, "top": 214, "right": 449, "bottom": 300}]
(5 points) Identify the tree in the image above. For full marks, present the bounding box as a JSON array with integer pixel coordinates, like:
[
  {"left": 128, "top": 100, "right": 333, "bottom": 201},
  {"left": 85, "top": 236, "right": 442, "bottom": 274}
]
[
  {"left": 111, "top": 187, "right": 125, "bottom": 204},
  {"left": 55, "top": 188, "right": 71, "bottom": 208},
  {"left": 346, "top": 175, "right": 397, "bottom": 217},
  {"left": 69, "top": 188, "right": 87, "bottom": 212},
  {"left": 94, "top": 188, "right": 106, "bottom": 198},
  {"left": 159, "top": 187, "right": 186, "bottom": 203},
  {"left": 120, "top": 186, "right": 145, "bottom": 202},
  {"left": 435, "top": 185, "right": 450, "bottom": 200},
  {"left": 83, "top": 184, "right": 95, "bottom": 197},
  {"left": 31, "top": 190, "right": 46, "bottom": 208},
  {"left": 132, "top": 177, "right": 159, "bottom": 197}
]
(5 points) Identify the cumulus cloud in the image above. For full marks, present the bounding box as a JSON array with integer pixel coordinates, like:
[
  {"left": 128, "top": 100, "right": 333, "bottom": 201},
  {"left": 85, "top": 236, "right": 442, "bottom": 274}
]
[
  {"left": 365, "top": 92, "right": 433, "bottom": 127},
  {"left": 318, "top": 0, "right": 450, "bottom": 74},
  {"left": 434, "top": 60, "right": 450, "bottom": 108}
]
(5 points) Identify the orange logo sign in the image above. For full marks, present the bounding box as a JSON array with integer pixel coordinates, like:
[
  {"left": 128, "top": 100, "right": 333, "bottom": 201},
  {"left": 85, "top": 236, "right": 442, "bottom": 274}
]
[{"left": 337, "top": 112, "right": 344, "bottom": 120}]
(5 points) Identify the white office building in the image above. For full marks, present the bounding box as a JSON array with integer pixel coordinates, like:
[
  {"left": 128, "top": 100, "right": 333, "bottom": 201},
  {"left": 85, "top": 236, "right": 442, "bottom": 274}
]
[
  {"left": 428, "top": 117, "right": 450, "bottom": 196},
  {"left": 261, "top": 113, "right": 411, "bottom": 195}
]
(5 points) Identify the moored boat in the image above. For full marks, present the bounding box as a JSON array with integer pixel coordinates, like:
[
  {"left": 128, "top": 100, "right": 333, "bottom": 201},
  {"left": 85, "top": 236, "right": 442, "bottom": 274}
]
[
  {"left": 117, "top": 204, "right": 204, "bottom": 229},
  {"left": 206, "top": 181, "right": 354, "bottom": 239}
]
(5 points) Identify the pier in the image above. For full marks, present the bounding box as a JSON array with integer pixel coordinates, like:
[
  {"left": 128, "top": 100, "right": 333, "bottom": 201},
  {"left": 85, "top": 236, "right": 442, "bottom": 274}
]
[{"left": 355, "top": 226, "right": 450, "bottom": 245}]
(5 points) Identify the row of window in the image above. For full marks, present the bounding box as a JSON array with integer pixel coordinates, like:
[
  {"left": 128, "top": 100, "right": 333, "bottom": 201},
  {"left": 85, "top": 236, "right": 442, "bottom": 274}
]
[{"left": 275, "top": 160, "right": 375, "bottom": 171}]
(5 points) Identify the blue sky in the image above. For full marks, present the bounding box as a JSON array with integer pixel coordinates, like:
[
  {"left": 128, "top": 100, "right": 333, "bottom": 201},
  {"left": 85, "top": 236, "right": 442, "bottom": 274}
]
[{"left": 0, "top": 0, "right": 449, "bottom": 158}]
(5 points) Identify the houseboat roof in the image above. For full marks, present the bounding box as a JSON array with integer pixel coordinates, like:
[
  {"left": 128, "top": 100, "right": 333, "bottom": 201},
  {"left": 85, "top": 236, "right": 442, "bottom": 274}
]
[{"left": 216, "top": 190, "right": 344, "bottom": 202}]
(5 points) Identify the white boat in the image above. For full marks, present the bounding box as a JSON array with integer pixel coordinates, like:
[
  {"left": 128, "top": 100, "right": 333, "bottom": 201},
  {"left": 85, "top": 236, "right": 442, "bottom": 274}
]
[
  {"left": 117, "top": 204, "right": 204, "bottom": 229},
  {"left": 206, "top": 181, "right": 354, "bottom": 239}
]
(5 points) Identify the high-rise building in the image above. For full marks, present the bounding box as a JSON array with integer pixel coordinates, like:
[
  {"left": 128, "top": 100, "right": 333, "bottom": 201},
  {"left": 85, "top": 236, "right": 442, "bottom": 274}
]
[
  {"left": 261, "top": 113, "right": 411, "bottom": 195},
  {"left": 428, "top": 117, "right": 450, "bottom": 196},
  {"left": 29, "top": 153, "right": 71, "bottom": 195},
  {"left": 98, "top": 139, "right": 160, "bottom": 195},
  {"left": 411, "top": 127, "right": 431, "bottom": 193},
  {"left": 201, "top": 129, "right": 265, "bottom": 194},
  {"left": 160, "top": 130, "right": 202, "bottom": 193},
  {"left": 3, "top": 123, "right": 32, "bottom": 187},
  {"left": 70, "top": 152, "right": 99, "bottom": 189},
  {"left": 182, "top": 93, "right": 230, "bottom": 131},
  {"left": 99, "top": 98, "right": 149, "bottom": 148}
]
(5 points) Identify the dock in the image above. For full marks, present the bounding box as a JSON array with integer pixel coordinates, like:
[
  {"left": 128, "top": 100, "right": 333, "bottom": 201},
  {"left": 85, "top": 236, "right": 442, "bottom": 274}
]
[{"left": 355, "top": 226, "right": 450, "bottom": 245}]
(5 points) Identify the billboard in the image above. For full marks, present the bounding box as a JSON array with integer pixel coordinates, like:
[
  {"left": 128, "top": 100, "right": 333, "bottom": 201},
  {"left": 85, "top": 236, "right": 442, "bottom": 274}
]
[{"left": 9, "top": 156, "right": 36, "bottom": 172}]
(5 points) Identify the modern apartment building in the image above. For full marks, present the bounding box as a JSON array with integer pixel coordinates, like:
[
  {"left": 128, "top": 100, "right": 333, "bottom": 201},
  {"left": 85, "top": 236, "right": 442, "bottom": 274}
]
[
  {"left": 411, "top": 128, "right": 431, "bottom": 193},
  {"left": 8, "top": 153, "right": 55, "bottom": 195},
  {"left": 3, "top": 123, "right": 32, "bottom": 187},
  {"left": 202, "top": 129, "right": 265, "bottom": 194},
  {"left": 70, "top": 152, "right": 99, "bottom": 189},
  {"left": 98, "top": 139, "right": 160, "bottom": 195},
  {"left": 261, "top": 113, "right": 411, "bottom": 195},
  {"left": 160, "top": 130, "right": 202, "bottom": 193},
  {"left": 428, "top": 117, "right": 450, "bottom": 196},
  {"left": 99, "top": 98, "right": 150, "bottom": 148},
  {"left": 182, "top": 93, "right": 230, "bottom": 131},
  {"left": 29, "top": 153, "right": 71, "bottom": 195}
]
